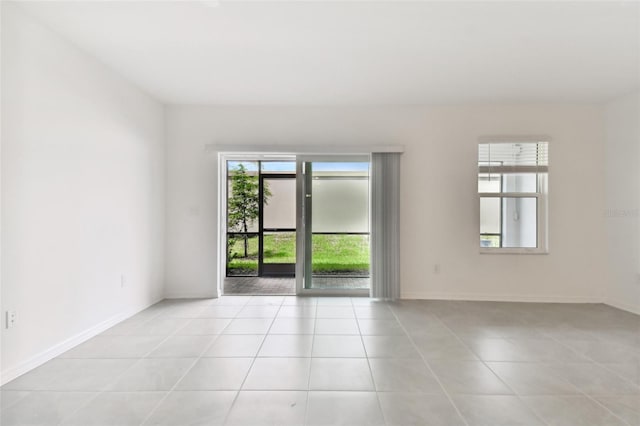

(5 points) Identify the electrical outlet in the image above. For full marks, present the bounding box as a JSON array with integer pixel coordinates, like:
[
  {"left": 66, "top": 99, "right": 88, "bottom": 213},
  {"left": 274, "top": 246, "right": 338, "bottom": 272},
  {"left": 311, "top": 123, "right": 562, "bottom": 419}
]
[
  {"left": 434, "top": 264, "right": 441, "bottom": 274},
  {"left": 6, "top": 311, "right": 16, "bottom": 329},
  {"left": 120, "top": 274, "right": 126, "bottom": 288}
]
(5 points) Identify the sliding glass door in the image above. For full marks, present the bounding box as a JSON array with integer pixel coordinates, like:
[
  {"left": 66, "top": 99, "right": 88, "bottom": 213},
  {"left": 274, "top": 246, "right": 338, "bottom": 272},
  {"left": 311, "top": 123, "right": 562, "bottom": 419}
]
[
  {"left": 223, "top": 155, "right": 371, "bottom": 296},
  {"left": 297, "top": 156, "right": 371, "bottom": 295}
]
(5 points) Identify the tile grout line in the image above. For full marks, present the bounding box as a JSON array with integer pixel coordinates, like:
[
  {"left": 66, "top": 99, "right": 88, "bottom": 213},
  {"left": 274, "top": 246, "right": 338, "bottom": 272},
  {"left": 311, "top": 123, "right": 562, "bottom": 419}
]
[
  {"left": 428, "top": 309, "right": 551, "bottom": 426},
  {"left": 303, "top": 298, "right": 319, "bottom": 426},
  {"left": 137, "top": 296, "right": 251, "bottom": 426},
  {"left": 464, "top": 318, "right": 637, "bottom": 426},
  {"left": 387, "top": 302, "right": 472, "bottom": 426},
  {"left": 426, "top": 303, "right": 640, "bottom": 424},
  {"left": 0, "top": 390, "right": 31, "bottom": 413},
  {"left": 54, "top": 300, "right": 212, "bottom": 426},
  {"left": 431, "top": 308, "right": 636, "bottom": 425},
  {"left": 352, "top": 298, "right": 389, "bottom": 426},
  {"left": 540, "top": 330, "right": 636, "bottom": 426},
  {"left": 8, "top": 299, "right": 638, "bottom": 426},
  {"left": 219, "top": 296, "right": 284, "bottom": 426}
]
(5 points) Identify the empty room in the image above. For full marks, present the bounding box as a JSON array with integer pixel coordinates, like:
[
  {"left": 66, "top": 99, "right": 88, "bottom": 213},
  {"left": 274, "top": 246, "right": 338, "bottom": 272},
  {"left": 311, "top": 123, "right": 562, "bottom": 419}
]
[{"left": 1, "top": 1, "right": 639, "bottom": 425}]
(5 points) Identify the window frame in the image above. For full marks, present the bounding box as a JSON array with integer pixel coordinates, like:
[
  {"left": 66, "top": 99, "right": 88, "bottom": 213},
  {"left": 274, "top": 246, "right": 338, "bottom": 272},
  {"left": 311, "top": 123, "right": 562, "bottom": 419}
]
[{"left": 478, "top": 138, "right": 549, "bottom": 255}]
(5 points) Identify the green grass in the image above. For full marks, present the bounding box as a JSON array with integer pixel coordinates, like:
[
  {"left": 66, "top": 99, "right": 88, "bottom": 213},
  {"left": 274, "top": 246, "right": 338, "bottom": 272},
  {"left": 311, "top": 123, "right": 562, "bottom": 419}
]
[
  {"left": 263, "top": 232, "right": 296, "bottom": 264},
  {"left": 310, "top": 234, "right": 370, "bottom": 274},
  {"left": 227, "top": 233, "right": 369, "bottom": 275}
]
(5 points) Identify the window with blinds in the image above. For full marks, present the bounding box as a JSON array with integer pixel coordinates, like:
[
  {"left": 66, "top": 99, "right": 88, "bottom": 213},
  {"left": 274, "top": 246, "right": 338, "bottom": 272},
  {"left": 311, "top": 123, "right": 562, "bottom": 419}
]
[{"left": 478, "top": 141, "right": 548, "bottom": 253}]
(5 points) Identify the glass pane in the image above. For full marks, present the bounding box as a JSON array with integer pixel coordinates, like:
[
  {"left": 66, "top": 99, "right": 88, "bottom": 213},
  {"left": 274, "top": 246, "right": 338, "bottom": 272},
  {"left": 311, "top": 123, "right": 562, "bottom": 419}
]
[
  {"left": 502, "top": 197, "right": 537, "bottom": 248},
  {"left": 307, "top": 161, "right": 370, "bottom": 291},
  {"left": 263, "top": 232, "right": 296, "bottom": 264},
  {"left": 479, "top": 173, "right": 540, "bottom": 193},
  {"left": 228, "top": 161, "right": 259, "bottom": 173},
  {"left": 501, "top": 173, "right": 538, "bottom": 193},
  {"left": 227, "top": 161, "right": 259, "bottom": 232},
  {"left": 312, "top": 162, "right": 370, "bottom": 173},
  {"left": 227, "top": 234, "right": 258, "bottom": 276},
  {"left": 263, "top": 178, "right": 296, "bottom": 229},
  {"left": 480, "top": 235, "right": 501, "bottom": 248},
  {"left": 480, "top": 197, "right": 501, "bottom": 234},
  {"left": 312, "top": 179, "right": 369, "bottom": 233},
  {"left": 478, "top": 174, "right": 501, "bottom": 193},
  {"left": 312, "top": 234, "right": 370, "bottom": 275},
  {"left": 261, "top": 161, "right": 296, "bottom": 173}
]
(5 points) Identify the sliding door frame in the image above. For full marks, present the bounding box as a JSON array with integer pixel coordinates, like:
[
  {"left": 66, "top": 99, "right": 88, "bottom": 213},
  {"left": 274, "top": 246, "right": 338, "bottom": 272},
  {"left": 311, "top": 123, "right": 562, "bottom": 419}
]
[
  {"left": 218, "top": 149, "right": 398, "bottom": 297},
  {"left": 218, "top": 153, "right": 297, "bottom": 295},
  {"left": 295, "top": 154, "right": 372, "bottom": 297}
]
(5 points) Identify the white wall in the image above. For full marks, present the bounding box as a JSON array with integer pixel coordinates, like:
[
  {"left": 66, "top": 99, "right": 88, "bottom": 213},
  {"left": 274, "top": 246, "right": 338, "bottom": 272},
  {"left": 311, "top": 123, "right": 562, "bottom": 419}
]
[
  {"left": 605, "top": 91, "right": 640, "bottom": 314},
  {"left": 1, "top": 4, "right": 165, "bottom": 382},
  {"left": 165, "top": 104, "right": 608, "bottom": 301}
]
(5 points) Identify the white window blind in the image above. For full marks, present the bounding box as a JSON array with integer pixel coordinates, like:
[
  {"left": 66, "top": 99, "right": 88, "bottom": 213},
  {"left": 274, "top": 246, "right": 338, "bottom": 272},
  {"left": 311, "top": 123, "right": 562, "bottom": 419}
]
[{"left": 479, "top": 141, "right": 549, "bottom": 174}]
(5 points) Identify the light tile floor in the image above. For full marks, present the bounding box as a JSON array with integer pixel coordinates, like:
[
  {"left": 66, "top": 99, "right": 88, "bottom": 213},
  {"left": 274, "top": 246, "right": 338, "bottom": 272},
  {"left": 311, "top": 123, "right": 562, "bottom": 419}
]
[{"left": 2, "top": 297, "right": 640, "bottom": 425}]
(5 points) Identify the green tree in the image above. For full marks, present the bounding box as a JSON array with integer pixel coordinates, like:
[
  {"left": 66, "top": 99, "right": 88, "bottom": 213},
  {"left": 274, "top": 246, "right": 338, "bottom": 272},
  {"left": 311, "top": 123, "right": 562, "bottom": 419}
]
[{"left": 228, "top": 163, "right": 271, "bottom": 258}]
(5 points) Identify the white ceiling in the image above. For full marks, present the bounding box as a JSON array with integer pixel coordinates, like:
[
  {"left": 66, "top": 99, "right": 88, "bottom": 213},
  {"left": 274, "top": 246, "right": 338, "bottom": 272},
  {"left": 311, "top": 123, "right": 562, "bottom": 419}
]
[{"left": 15, "top": 1, "right": 640, "bottom": 105}]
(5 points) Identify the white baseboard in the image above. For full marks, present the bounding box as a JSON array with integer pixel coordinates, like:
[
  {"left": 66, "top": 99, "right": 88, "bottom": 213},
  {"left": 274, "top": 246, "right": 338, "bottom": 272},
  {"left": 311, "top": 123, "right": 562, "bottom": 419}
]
[
  {"left": 0, "top": 298, "right": 164, "bottom": 386},
  {"left": 401, "top": 292, "right": 603, "bottom": 304},
  {"left": 605, "top": 299, "right": 640, "bottom": 316},
  {"left": 163, "top": 292, "right": 218, "bottom": 299}
]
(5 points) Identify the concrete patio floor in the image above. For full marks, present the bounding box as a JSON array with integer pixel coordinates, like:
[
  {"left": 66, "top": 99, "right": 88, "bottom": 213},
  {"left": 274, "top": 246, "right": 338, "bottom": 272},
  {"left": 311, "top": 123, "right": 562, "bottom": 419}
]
[{"left": 224, "top": 276, "right": 370, "bottom": 295}]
